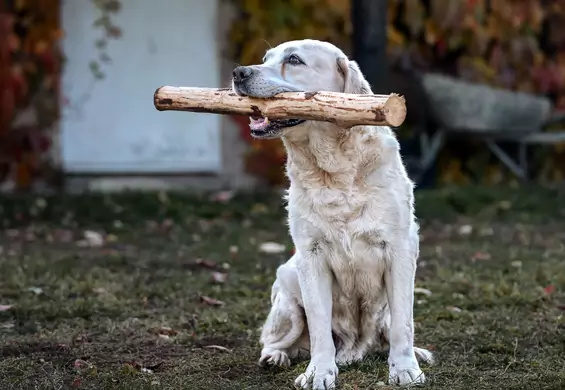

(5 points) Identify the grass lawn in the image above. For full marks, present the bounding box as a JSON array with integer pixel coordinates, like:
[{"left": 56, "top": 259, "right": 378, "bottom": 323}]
[{"left": 1, "top": 185, "right": 565, "bottom": 389}]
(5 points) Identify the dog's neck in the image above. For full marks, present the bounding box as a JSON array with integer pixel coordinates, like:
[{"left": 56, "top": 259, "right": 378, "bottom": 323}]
[{"left": 281, "top": 122, "right": 366, "bottom": 189}]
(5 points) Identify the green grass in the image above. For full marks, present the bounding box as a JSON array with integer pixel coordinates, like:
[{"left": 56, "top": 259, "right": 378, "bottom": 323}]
[{"left": 1, "top": 185, "right": 565, "bottom": 389}]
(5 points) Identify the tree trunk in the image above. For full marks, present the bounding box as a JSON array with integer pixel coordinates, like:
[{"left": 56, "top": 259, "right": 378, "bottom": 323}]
[{"left": 351, "top": 0, "right": 388, "bottom": 94}]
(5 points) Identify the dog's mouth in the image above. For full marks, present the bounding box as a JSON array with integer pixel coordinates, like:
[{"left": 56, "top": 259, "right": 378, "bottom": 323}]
[{"left": 248, "top": 116, "right": 306, "bottom": 138}]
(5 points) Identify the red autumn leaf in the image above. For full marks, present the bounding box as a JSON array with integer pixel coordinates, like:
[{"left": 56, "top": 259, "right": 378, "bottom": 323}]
[{"left": 544, "top": 285, "right": 555, "bottom": 295}]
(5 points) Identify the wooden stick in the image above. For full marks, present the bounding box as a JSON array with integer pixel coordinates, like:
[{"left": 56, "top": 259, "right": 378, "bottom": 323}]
[{"left": 154, "top": 87, "right": 406, "bottom": 127}]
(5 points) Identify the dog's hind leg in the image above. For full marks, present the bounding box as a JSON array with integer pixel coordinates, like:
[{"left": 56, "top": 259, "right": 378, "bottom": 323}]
[{"left": 259, "top": 261, "right": 305, "bottom": 367}]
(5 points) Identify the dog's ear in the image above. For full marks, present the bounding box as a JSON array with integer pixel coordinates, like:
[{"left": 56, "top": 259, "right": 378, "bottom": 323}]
[{"left": 337, "top": 57, "right": 372, "bottom": 94}]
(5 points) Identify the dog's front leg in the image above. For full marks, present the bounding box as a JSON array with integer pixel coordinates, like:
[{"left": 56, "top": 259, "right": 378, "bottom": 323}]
[
  {"left": 293, "top": 250, "right": 338, "bottom": 390},
  {"left": 385, "top": 246, "right": 425, "bottom": 386}
]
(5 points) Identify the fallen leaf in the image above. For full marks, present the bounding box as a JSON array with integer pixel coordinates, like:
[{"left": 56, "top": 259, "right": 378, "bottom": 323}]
[
  {"left": 26, "top": 287, "right": 43, "bottom": 295},
  {"left": 0, "top": 304, "right": 13, "bottom": 312},
  {"left": 204, "top": 345, "right": 232, "bottom": 353},
  {"left": 194, "top": 258, "right": 219, "bottom": 270},
  {"left": 458, "top": 225, "right": 473, "bottom": 236},
  {"left": 152, "top": 326, "right": 178, "bottom": 336},
  {"left": 92, "top": 287, "right": 108, "bottom": 294},
  {"left": 145, "top": 361, "right": 164, "bottom": 371},
  {"left": 200, "top": 296, "right": 225, "bottom": 306},
  {"left": 229, "top": 245, "right": 239, "bottom": 254},
  {"left": 447, "top": 306, "right": 462, "bottom": 313},
  {"left": 71, "top": 377, "right": 82, "bottom": 388},
  {"left": 414, "top": 287, "right": 432, "bottom": 296},
  {"left": 259, "top": 242, "right": 286, "bottom": 254},
  {"left": 544, "top": 285, "right": 555, "bottom": 295},
  {"left": 125, "top": 361, "right": 142, "bottom": 370},
  {"left": 471, "top": 251, "right": 491, "bottom": 261},
  {"left": 79, "top": 230, "right": 104, "bottom": 247},
  {"left": 158, "top": 334, "right": 171, "bottom": 340},
  {"left": 74, "top": 359, "right": 89, "bottom": 369},
  {"left": 510, "top": 261, "right": 522, "bottom": 268},
  {"left": 211, "top": 272, "right": 228, "bottom": 284}
]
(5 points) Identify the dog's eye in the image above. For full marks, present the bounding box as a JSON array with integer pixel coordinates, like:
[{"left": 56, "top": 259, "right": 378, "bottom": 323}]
[{"left": 287, "top": 54, "right": 304, "bottom": 65}]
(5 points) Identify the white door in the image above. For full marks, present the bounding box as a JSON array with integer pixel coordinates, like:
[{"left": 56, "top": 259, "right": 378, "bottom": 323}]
[{"left": 60, "top": 0, "right": 222, "bottom": 173}]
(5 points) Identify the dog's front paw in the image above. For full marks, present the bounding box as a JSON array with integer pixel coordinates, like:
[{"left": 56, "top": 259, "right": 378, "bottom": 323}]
[
  {"left": 259, "top": 348, "right": 291, "bottom": 368},
  {"left": 388, "top": 360, "right": 425, "bottom": 386},
  {"left": 294, "top": 359, "right": 338, "bottom": 390},
  {"left": 335, "top": 347, "right": 364, "bottom": 365}
]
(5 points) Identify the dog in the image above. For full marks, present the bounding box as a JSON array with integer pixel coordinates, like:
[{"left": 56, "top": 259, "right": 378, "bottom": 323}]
[{"left": 232, "top": 39, "right": 433, "bottom": 390}]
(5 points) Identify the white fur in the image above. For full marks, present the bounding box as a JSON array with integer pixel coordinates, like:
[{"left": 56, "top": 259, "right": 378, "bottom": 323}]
[{"left": 235, "top": 39, "right": 433, "bottom": 389}]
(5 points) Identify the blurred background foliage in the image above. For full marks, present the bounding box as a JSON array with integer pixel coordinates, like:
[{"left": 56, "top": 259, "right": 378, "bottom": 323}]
[
  {"left": 2, "top": 0, "right": 565, "bottom": 189},
  {"left": 229, "top": 0, "right": 565, "bottom": 186}
]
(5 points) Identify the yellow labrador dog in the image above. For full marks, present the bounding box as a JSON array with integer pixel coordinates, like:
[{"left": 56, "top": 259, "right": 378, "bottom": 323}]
[{"left": 232, "top": 39, "right": 433, "bottom": 389}]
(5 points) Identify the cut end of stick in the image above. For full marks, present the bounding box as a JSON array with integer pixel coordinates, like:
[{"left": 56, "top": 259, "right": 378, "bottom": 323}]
[
  {"left": 383, "top": 94, "right": 407, "bottom": 127},
  {"left": 154, "top": 86, "right": 172, "bottom": 111}
]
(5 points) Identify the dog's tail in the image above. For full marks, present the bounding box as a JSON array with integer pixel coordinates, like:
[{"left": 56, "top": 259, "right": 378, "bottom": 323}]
[{"left": 414, "top": 346, "right": 435, "bottom": 365}]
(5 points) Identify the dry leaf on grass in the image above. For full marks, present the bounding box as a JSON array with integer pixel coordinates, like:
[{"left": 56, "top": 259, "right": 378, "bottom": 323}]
[
  {"left": 203, "top": 345, "right": 232, "bottom": 353},
  {"left": 0, "top": 304, "right": 13, "bottom": 312},
  {"left": 471, "top": 251, "right": 491, "bottom": 261},
  {"left": 26, "top": 287, "right": 43, "bottom": 295},
  {"left": 77, "top": 230, "right": 104, "bottom": 247},
  {"left": 544, "top": 285, "right": 555, "bottom": 295},
  {"left": 151, "top": 326, "right": 178, "bottom": 336},
  {"left": 74, "top": 359, "right": 89, "bottom": 369},
  {"left": 259, "top": 242, "right": 286, "bottom": 254},
  {"left": 458, "top": 225, "right": 473, "bottom": 236},
  {"left": 194, "top": 258, "right": 219, "bottom": 270},
  {"left": 200, "top": 296, "right": 225, "bottom": 306},
  {"left": 211, "top": 272, "right": 228, "bottom": 284},
  {"left": 414, "top": 287, "right": 432, "bottom": 296}
]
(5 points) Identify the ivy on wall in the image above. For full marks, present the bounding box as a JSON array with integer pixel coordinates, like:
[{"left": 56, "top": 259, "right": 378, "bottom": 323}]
[{"left": 0, "top": 0, "right": 121, "bottom": 190}]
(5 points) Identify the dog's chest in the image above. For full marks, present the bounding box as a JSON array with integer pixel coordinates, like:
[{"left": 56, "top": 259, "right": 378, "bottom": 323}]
[{"left": 289, "top": 187, "right": 395, "bottom": 258}]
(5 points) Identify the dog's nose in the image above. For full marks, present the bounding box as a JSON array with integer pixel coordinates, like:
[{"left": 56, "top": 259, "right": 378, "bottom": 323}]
[{"left": 232, "top": 66, "right": 253, "bottom": 83}]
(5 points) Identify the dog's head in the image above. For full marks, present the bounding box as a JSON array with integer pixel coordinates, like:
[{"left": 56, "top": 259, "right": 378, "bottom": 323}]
[{"left": 232, "top": 39, "right": 372, "bottom": 139}]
